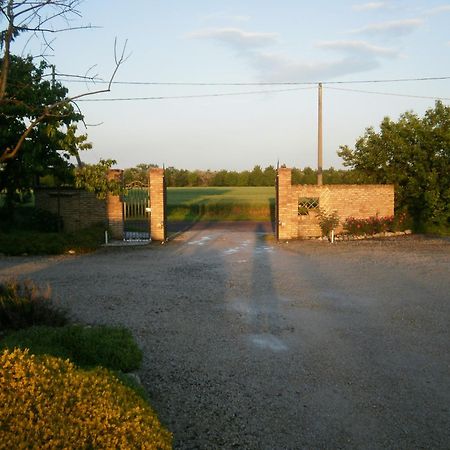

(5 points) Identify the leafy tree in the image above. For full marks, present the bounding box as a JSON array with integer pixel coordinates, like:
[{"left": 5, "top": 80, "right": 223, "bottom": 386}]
[
  {"left": 75, "top": 159, "right": 122, "bottom": 199},
  {"left": 0, "top": 56, "right": 86, "bottom": 206},
  {"left": 248, "top": 165, "right": 264, "bottom": 186},
  {"left": 1, "top": 1, "right": 127, "bottom": 164},
  {"left": 338, "top": 101, "right": 450, "bottom": 229},
  {"left": 263, "top": 165, "right": 276, "bottom": 186},
  {"left": 123, "top": 163, "right": 158, "bottom": 185}
]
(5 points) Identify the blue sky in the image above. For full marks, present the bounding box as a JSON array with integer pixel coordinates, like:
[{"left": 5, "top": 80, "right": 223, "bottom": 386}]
[{"left": 11, "top": 0, "right": 450, "bottom": 170}]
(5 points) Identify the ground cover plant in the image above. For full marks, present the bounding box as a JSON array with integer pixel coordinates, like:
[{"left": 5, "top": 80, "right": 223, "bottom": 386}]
[
  {"left": 0, "top": 349, "right": 172, "bottom": 449},
  {"left": 0, "top": 280, "right": 172, "bottom": 447},
  {"left": 167, "top": 186, "right": 275, "bottom": 222},
  {"left": 1, "top": 325, "right": 142, "bottom": 372},
  {"left": 0, "top": 223, "right": 105, "bottom": 255}
]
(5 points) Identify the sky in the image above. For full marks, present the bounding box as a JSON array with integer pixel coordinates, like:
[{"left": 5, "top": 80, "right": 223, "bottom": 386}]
[{"left": 9, "top": 0, "right": 450, "bottom": 170}]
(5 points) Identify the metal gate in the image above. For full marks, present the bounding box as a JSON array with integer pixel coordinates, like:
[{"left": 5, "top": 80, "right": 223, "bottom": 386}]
[{"left": 123, "top": 181, "right": 150, "bottom": 241}]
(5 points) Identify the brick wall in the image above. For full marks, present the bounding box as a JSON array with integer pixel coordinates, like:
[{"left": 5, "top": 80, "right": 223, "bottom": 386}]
[
  {"left": 107, "top": 170, "right": 124, "bottom": 239},
  {"left": 34, "top": 188, "right": 107, "bottom": 232},
  {"left": 277, "top": 168, "right": 394, "bottom": 239},
  {"left": 149, "top": 168, "right": 166, "bottom": 241}
]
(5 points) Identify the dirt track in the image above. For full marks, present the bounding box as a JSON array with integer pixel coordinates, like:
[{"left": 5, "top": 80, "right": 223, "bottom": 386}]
[{"left": 0, "top": 227, "right": 449, "bottom": 449}]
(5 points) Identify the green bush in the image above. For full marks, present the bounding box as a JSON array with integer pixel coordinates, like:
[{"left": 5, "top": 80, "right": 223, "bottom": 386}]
[
  {"left": 0, "top": 280, "right": 68, "bottom": 331},
  {"left": 27, "top": 208, "right": 63, "bottom": 232},
  {"left": 317, "top": 208, "right": 340, "bottom": 237},
  {"left": 0, "top": 348, "right": 172, "bottom": 449},
  {"left": 0, "top": 224, "right": 105, "bottom": 255},
  {"left": 1, "top": 324, "right": 142, "bottom": 372}
]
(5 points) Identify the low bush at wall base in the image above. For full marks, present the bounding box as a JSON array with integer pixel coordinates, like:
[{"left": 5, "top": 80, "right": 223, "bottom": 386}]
[{"left": 0, "top": 224, "right": 105, "bottom": 255}]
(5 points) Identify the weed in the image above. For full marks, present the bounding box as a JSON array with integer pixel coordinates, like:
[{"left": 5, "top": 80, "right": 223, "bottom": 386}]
[{"left": 0, "top": 280, "right": 68, "bottom": 331}]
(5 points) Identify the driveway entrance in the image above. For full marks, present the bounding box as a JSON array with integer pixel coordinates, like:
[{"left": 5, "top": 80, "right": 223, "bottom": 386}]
[{"left": 0, "top": 232, "right": 448, "bottom": 449}]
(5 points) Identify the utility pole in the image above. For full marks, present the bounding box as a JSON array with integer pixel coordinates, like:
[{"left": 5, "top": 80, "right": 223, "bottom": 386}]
[{"left": 317, "top": 82, "right": 323, "bottom": 186}]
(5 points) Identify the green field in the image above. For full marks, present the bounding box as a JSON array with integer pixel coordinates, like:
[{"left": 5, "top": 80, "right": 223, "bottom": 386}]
[{"left": 167, "top": 186, "right": 275, "bottom": 221}]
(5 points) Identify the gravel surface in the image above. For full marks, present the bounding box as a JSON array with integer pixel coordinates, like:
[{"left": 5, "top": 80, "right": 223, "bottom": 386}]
[{"left": 0, "top": 227, "right": 449, "bottom": 449}]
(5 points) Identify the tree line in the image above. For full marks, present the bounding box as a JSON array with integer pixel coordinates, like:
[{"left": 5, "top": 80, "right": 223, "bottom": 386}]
[{"left": 123, "top": 164, "right": 364, "bottom": 187}]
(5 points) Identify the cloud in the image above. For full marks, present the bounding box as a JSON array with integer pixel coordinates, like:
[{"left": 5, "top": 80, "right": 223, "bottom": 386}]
[
  {"left": 316, "top": 40, "right": 399, "bottom": 57},
  {"left": 252, "top": 52, "right": 380, "bottom": 82},
  {"left": 350, "top": 18, "right": 423, "bottom": 36},
  {"left": 187, "top": 28, "right": 279, "bottom": 49},
  {"left": 188, "top": 27, "right": 399, "bottom": 82},
  {"left": 352, "top": 2, "right": 388, "bottom": 11},
  {"left": 424, "top": 5, "right": 450, "bottom": 15},
  {"left": 200, "top": 12, "right": 250, "bottom": 23}
]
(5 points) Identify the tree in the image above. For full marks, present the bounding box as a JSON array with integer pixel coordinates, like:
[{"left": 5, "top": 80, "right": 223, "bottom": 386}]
[
  {"left": 338, "top": 101, "right": 450, "bottom": 229},
  {"left": 1, "top": 0, "right": 127, "bottom": 164},
  {"left": 0, "top": 55, "right": 85, "bottom": 206},
  {"left": 123, "top": 163, "right": 158, "bottom": 185},
  {"left": 75, "top": 159, "right": 121, "bottom": 199}
]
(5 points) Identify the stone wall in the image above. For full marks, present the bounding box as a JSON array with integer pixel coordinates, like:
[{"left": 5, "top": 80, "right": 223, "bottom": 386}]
[
  {"left": 277, "top": 168, "right": 394, "bottom": 239},
  {"left": 34, "top": 188, "right": 107, "bottom": 233}
]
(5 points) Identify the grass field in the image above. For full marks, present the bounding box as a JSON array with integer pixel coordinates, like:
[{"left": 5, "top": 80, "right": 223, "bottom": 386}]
[{"left": 167, "top": 187, "right": 275, "bottom": 222}]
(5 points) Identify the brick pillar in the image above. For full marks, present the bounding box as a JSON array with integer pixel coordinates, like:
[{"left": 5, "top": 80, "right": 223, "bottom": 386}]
[
  {"left": 277, "top": 168, "right": 295, "bottom": 240},
  {"left": 107, "top": 169, "right": 124, "bottom": 240},
  {"left": 149, "top": 168, "right": 166, "bottom": 242}
]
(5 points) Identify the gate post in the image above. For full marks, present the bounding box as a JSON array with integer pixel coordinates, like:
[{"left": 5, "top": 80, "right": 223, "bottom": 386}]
[
  {"left": 149, "top": 168, "right": 166, "bottom": 242},
  {"left": 277, "top": 167, "right": 295, "bottom": 241},
  {"left": 107, "top": 169, "right": 124, "bottom": 240}
]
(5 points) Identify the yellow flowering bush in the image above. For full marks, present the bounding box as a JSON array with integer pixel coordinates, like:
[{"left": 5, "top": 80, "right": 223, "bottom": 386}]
[{"left": 0, "top": 348, "right": 172, "bottom": 449}]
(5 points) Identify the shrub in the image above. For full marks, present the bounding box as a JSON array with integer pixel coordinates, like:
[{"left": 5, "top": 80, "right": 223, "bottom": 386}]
[
  {"left": 0, "top": 280, "right": 68, "bottom": 331},
  {"left": 0, "top": 224, "right": 105, "bottom": 255},
  {"left": 317, "top": 208, "right": 340, "bottom": 237},
  {"left": 1, "top": 325, "right": 142, "bottom": 372},
  {"left": 0, "top": 348, "right": 172, "bottom": 449},
  {"left": 27, "top": 208, "right": 64, "bottom": 232},
  {"left": 343, "top": 214, "right": 409, "bottom": 236}
]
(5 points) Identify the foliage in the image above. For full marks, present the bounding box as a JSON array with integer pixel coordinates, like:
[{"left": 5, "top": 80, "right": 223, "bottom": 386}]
[
  {"left": 75, "top": 158, "right": 122, "bottom": 199},
  {"left": 0, "top": 223, "right": 105, "bottom": 255},
  {"left": 1, "top": 324, "right": 142, "bottom": 372},
  {"left": 0, "top": 56, "right": 88, "bottom": 204},
  {"left": 125, "top": 164, "right": 365, "bottom": 187},
  {"left": 338, "top": 101, "right": 450, "bottom": 230},
  {"left": 123, "top": 163, "right": 158, "bottom": 185},
  {"left": 317, "top": 208, "right": 340, "bottom": 237},
  {"left": 0, "top": 348, "right": 173, "bottom": 449},
  {"left": 343, "top": 214, "right": 408, "bottom": 236},
  {"left": 27, "top": 208, "right": 63, "bottom": 232},
  {"left": 0, "top": 280, "right": 68, "bottom": 331}
]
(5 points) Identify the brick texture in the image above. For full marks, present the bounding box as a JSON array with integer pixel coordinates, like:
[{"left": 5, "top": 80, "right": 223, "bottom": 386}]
[
  {"left": 34, "top": 188, "right": 107, "bottom": 233},
  {"left": 107, "top": 170, "right": 124, "bottom": 239},
  {"left": 277, "top": 168, "right": 394, "bottom": 239},
  {"left": 149, "top": 168, "right": 166, "bottom": 242}
]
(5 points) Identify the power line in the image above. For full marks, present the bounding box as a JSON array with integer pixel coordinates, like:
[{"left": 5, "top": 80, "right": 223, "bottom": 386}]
[
  {"left": 76, "top": 86, "right": 316, "bottom": 102},
  {"left": 57, "top": 75, "right": 450, "bottom": 87},
  {"left": 326, "top": 86, "right": 450, "bottom": 101}
]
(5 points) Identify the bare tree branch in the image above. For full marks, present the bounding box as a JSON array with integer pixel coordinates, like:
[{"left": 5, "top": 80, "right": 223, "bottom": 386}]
[
  {"left": 0, "top": 37, "right": 128, "bottom": 163},
  {"left": 1, "top": 1, "right": 128, "bottom": 163}
]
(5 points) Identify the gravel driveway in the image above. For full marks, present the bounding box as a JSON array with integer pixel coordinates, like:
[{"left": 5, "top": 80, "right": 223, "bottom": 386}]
[{"left": 1, "top": 225, "right": 449, "bottom": 449}]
